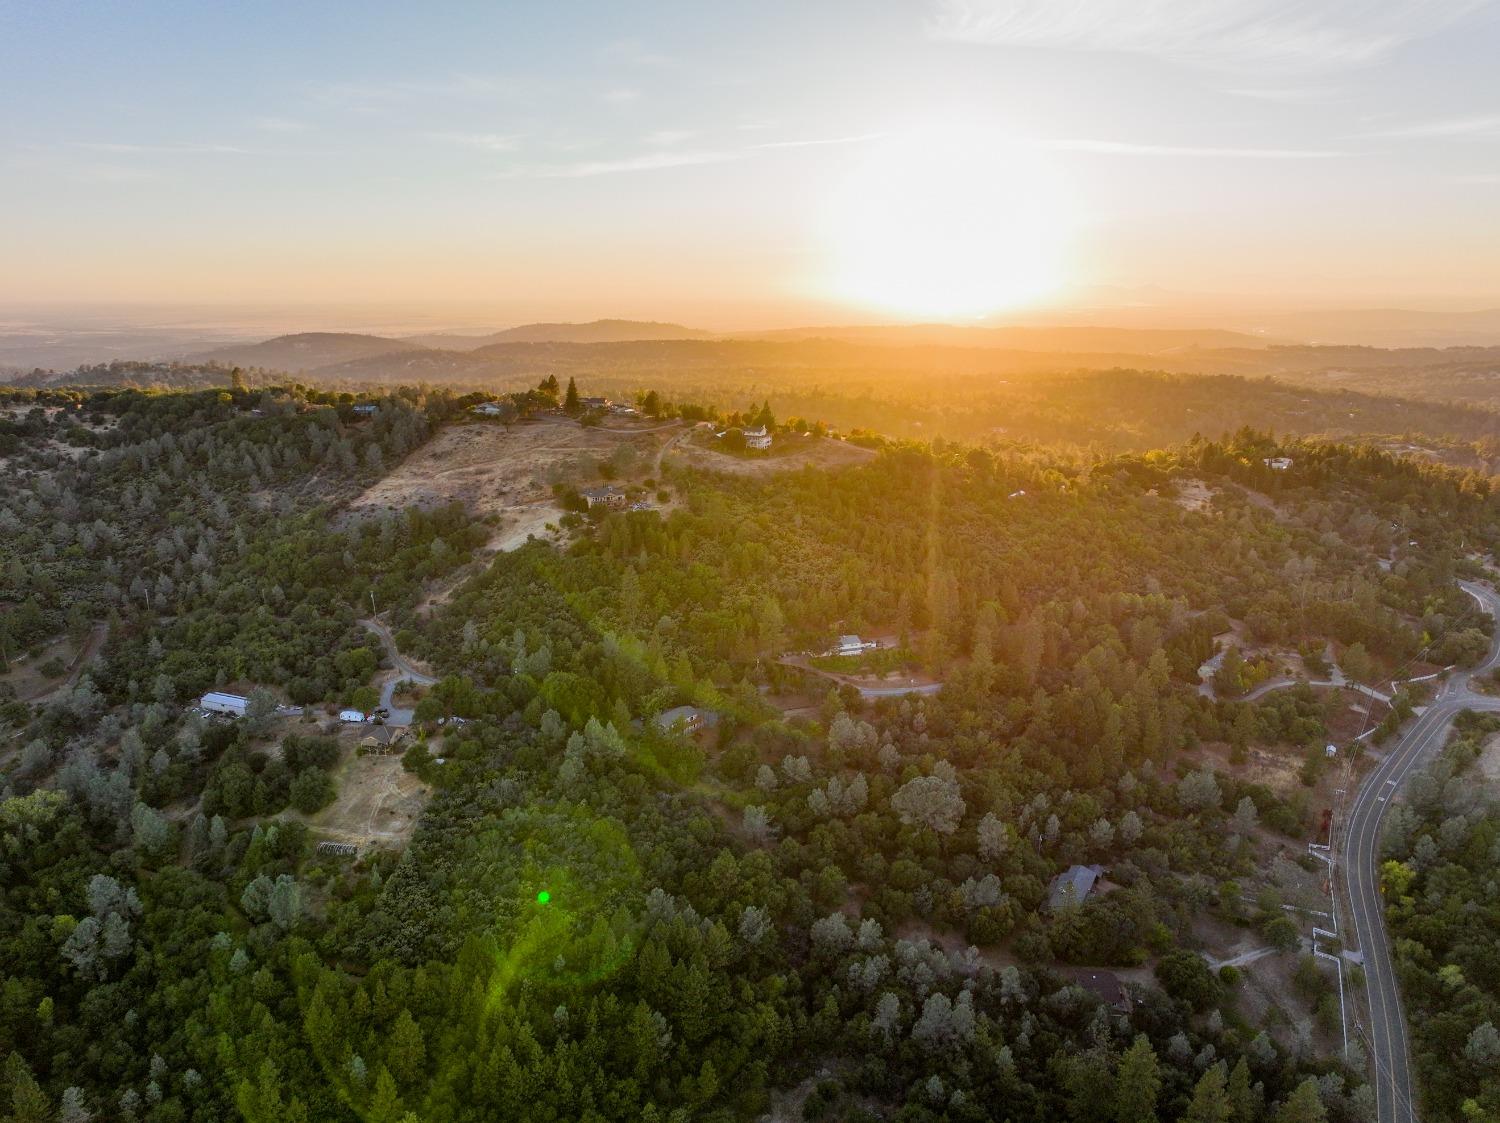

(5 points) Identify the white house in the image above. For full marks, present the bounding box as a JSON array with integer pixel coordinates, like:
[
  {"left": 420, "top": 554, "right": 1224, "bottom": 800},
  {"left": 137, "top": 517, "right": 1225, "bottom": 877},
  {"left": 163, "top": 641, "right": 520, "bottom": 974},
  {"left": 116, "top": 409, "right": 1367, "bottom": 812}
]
[
  {"left": 580, "top": 485, "right": 627, "bottom": 510},
  {"left": 743, "top": 425, "right": 773, "bottom": 450},
  {"left": 835, "top": 634, "right": 877, "bottom": 657},
  {"left": 339, "top": 709, "right": 367, "bottom": 724},
  {"left": 200, "top": 691, "right": 248, "bottom": 717},
  {"left": 1263, "top": 456, "right": 1294, "bottom": 471},
  {"left": 471, "top": 402, "right": 507, "bottom": 418}
]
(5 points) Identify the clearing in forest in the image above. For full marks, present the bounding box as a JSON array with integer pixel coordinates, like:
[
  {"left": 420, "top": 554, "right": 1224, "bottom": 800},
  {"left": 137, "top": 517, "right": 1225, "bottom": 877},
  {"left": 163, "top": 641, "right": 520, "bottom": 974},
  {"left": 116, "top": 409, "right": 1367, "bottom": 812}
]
[
  {"left": 669, "top": 431, "right": 876, "bottom": 476},
  {"left": 291, "top": 745, "right": 431, "bottom": 849},
  {"left": 348, "top": 416, "right": 677, "bottom": 516},
  {"left": 346, "top": 415, "right": 679, "bottom": 552}
]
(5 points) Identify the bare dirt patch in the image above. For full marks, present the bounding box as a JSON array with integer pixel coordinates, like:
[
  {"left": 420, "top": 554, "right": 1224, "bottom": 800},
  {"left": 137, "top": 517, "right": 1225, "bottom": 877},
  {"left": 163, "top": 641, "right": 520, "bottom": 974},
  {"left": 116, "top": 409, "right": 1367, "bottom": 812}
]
[
  {"left": 289, "top": 745, "right": 431, "bottom": 849},
  {"left": 347, "top": 418, "right": 676, "bottom": 518},
  {"left": 1478, "top": 732, "right": 1500, "bottom": 783},
  {"left": 0, "top": 634, "right": 81, "bottom": 700},
  {"left": 1173, "top": 478, "right": 1218, "bottom": 512},
  {"left": 670, "top": 433, "right": 876, "bottom": 476}
]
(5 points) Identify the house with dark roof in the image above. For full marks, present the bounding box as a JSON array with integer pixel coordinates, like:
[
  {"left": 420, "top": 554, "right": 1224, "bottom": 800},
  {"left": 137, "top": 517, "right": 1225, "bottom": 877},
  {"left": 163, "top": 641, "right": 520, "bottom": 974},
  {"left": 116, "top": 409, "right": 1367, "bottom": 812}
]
[
  {"left": 1071, "top": 969, "right": 1133, "bottom": 1015},
  {"left": 654, "top": 705, "right": 718, "bottom": 735},
  {"left": 1047, "top": 864, "right": 1107, "bottom": 910}
]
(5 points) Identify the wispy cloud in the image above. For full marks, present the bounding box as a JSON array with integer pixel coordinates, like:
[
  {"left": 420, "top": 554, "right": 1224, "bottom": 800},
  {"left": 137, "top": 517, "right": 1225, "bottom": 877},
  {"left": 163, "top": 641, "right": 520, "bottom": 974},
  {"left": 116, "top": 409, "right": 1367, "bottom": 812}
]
[
  {"left": 74, "top": 164, "right": 161, "bottom": 183},
  {"left": 1365, "top": 114, "right": 1500, "bottom": 138},
  {"left": 498, "top": 132, "right": 880, "bottom": 179},
  {"left": 1044, "top": 137, "right": 1348, "bottom": 158},
  {"left": 1225, "top": 86, "right": 1343, "bottom": 103},
  {"left": 929, "top": 0, "right": 1492, "bottom": 71},
  {"left": 430, "top": 131, "right": 524, "bottom": 152},
  {"left": 500, "top": 149, "right": 742, "bottom": 179},
  {"left": 751, "top": 133, "right": 886, "bottom": 150},
  {"left": 603, "top": 87, "right": 641, "bottom": 105},
  {"left": 68, "top": 141, "right": 250, "bottom": 155},
  {"left": 311, "top": 74, "right": 525, "bottom": 110},
  {"left": 644, "top": 129, "right": 696, "bottom": 146}
]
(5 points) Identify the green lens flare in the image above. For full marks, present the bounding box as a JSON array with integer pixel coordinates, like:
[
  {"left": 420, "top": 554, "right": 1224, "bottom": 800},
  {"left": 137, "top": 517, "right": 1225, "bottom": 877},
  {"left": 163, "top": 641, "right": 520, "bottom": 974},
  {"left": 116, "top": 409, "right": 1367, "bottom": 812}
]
[{"left": 536, "top": 890, "right": 550, "bottom": 904}]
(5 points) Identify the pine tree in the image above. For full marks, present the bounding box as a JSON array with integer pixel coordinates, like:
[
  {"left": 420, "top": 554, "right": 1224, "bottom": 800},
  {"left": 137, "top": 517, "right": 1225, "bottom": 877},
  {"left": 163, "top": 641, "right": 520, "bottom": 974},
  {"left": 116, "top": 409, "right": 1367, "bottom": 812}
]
[
  {"left": 3, "top": 1052, "right": 53, "bottom": 1122},
  {"left": 1114, "top": 1034, "right": 1161, "bottom": 1123},
  {"left": 1184, "top": 1063, "right": 1233, "bottom": 1123},
  {"left": 369, "top": 1067, "right": 403, "bottom": 1123},
  {"left": 564, "top": 377, "right": 581, "bottom": 415},
  {"left": 1271, "top": 1079, "right": 1327, "bottom": 1123},
  {"left": 1226, "top": 1058, "right": 1259, "bottom": 1123},
  {"left": 387, "top": 1009, "right": 426, "bottom": 1085}
]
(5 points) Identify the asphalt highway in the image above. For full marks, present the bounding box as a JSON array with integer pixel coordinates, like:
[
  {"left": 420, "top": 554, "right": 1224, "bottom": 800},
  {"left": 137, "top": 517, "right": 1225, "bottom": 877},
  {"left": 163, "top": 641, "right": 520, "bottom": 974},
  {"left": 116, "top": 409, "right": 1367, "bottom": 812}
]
[{"left": 1344, "top": 580, "right": 1500, "bottom": 1123}]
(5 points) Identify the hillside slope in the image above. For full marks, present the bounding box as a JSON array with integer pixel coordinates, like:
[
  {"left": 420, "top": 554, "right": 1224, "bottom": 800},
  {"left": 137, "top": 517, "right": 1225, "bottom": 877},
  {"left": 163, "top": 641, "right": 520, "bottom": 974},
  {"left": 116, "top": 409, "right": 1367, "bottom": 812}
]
[
  {"left": 402, "top": 319, "right": 711, "bottom": 349},
  {"left": 191, "top": 332, "right": 423, "bottom": 371}
]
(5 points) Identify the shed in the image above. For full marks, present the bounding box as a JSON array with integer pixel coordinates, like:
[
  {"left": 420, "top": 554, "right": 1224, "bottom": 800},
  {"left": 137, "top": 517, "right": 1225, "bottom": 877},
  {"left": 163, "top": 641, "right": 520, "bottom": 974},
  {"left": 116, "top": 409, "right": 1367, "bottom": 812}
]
[{"left": 201, "top": 691, "right": 249, "bottom": 717}]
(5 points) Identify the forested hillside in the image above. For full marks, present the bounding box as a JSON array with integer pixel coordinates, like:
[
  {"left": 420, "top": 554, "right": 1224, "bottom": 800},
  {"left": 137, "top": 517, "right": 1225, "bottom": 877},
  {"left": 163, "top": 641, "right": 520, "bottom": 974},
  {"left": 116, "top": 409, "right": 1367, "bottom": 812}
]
[
  {"left": 16, "top": 353, "right": 1500, "bottom": 466},
  {"left": 1381, "top": 713, "right": 1500, "bottom": 1122},
  {"left": 2, "top": 389, "right": 1499, "bottom": 1120}
]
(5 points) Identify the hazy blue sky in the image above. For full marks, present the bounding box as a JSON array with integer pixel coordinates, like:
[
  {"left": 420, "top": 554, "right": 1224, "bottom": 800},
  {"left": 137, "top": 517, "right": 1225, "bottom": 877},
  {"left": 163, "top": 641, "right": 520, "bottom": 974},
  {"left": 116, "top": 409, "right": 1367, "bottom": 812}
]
[{"left": 3, "top": 0, "right": 1499, "bottom": 324}]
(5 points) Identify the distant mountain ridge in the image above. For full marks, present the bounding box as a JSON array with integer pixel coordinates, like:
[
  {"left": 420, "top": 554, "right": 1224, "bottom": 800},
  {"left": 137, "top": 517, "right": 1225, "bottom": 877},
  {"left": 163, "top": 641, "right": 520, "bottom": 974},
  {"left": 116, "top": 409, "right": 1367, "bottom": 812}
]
[
  {"left": 736, "top": 324, "right": 1283, "bottom": 351},
  {"left": 190, "top": 332, "right": 424, "bottom": 372},
  {"left": 402, "top": 319, "right": 712, "bottom": 349}
]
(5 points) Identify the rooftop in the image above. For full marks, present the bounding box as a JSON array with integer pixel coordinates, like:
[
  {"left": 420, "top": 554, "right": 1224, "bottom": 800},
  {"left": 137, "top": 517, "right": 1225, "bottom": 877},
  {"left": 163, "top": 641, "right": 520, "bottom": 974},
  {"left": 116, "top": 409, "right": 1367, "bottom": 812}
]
[{"left": 1047, "top": 864, "right": 1106, "bottom": 910}]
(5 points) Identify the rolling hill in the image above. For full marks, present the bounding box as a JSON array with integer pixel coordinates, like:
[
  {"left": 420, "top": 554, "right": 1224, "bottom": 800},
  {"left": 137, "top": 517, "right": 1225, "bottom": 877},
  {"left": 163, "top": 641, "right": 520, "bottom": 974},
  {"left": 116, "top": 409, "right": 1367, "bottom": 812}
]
[
  {"left": 190, "top": 332, "right": 424, "bottom": 371},
  {"left": 402, "top": 319, "right": 712, "bottom": 349}
]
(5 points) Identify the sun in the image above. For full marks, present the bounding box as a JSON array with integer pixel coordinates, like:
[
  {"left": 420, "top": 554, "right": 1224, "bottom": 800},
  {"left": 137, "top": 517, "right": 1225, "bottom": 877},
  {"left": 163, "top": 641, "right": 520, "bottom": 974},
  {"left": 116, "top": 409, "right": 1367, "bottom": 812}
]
[{"left": 821, "top": 127, "right": 1074, "bottom": 320}]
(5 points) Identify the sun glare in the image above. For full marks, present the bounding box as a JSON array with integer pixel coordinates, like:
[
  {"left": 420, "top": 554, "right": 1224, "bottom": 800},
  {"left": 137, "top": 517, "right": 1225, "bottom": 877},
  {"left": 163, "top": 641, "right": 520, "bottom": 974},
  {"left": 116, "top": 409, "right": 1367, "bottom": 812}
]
[{"left": 822, "top": 128, "right": 1073, "bottom": 320}]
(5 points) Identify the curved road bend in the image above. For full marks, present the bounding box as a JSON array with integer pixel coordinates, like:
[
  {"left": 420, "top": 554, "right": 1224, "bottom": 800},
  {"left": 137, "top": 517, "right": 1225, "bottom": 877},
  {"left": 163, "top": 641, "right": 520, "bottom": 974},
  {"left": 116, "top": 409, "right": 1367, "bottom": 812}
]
[
  {"left": 360, "top": 618, "right": 438, "bottom": 725},
  {"left": 1345, "top": 579, "right": 1500, "bottom": 1123}
]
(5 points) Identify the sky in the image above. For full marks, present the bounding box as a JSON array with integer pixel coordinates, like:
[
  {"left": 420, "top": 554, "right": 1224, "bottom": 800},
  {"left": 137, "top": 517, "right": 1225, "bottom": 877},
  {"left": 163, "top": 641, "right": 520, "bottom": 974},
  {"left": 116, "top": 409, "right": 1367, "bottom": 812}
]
[{"left": 2, "top": 0, "right": 1499, "bottom": 328}]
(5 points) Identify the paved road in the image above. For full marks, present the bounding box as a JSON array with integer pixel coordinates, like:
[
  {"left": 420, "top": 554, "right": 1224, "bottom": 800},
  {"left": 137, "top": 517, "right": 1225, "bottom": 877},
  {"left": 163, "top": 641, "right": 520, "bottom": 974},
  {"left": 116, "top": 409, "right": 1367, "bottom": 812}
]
[
  {"left": 775, "top": 654, "right": 943, "bottom": 698},
  {"left": 1344, "top": 579, "right": 1500, "bottom": 1123},
  {"left": 361, "top": 618, "right": 438, "bottom": 726}
]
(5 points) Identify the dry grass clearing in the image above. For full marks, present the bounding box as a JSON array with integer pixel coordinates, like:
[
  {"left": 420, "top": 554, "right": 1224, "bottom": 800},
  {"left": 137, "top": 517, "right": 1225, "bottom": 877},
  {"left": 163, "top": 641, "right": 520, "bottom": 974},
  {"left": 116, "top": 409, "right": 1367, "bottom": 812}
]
[
  {"left": 1478, "top": 732, "right": 1500, "bottom": 784},
  {"left": 1172, "top": 478, "right": 1218, "bottom": 512},
  {"left": 288, "top": 744, "right": 431, "bottom": 850},
  {"left": 670, "top": 433, "right": 876, "bottom": 476},
  {"left": 0, "top": 634, "right": 82, "bottom": 700},
  {"left": 347, "top": 416, "right": 681, "bottom": 556},
  {"left": 348, "top": 417, "right": 676, "bottom": 517}
]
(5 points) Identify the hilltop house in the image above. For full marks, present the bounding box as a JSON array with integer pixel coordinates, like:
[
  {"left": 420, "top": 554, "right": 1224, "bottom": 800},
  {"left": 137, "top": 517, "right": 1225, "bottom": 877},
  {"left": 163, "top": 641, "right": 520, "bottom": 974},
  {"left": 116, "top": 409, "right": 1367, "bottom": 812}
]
[
  {"left": 200, "top": 691, "right": 248, "bottom": 717},
  {"left": 1263, "top": 456, "right": 1294, "bottom": 471},
  {"left": 580, "top": 485, "right": 627, "bottom": 510},
  {"left": 1047, "top": 864, "right": 1107, "bottom": 910},
  {"left": 653, "top": 705, "right": 718, "bottom": 735},
  {"left": 742, "top": 425, "right": 773, "bottom": 450},
  {"left": 351, "top": 403, "right": 378, "bottom": 417},
  {"left": 471, "top": 401, "right": 509, "bottom": 418},
  {"left": 580, "top": 396, "right": 610, "bottom": 411}
]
